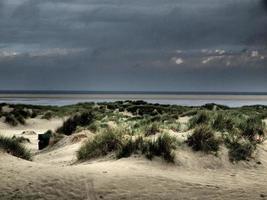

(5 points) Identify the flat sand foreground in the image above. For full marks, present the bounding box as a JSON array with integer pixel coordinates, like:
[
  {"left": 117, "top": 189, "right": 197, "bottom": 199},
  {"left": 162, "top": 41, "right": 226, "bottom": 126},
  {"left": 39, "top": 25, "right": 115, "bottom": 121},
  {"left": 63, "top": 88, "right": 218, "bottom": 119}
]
[{"left": 1, "top": 118, "right": 267, "bottom": 200}]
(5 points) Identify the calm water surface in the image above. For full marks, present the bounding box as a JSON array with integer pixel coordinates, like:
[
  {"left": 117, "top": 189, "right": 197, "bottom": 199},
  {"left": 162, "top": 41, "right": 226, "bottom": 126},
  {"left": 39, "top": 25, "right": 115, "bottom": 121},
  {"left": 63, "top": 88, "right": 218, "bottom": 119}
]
[{"left": 1, "top": 94, "right": 267, "bottom": 107}]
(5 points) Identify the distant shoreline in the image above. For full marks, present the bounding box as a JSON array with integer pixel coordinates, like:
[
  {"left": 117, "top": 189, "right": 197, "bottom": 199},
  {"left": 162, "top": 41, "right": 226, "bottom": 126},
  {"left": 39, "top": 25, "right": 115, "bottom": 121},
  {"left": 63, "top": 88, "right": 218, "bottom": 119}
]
[
  {"left": 0, "top": 93, "right": 267, "bottom": 107},
  {"left": 0, "top": 90, "right": 267, "bottom": 96},
  {"left": 1, "top": 94, "right": 267, "bottom": 101}
]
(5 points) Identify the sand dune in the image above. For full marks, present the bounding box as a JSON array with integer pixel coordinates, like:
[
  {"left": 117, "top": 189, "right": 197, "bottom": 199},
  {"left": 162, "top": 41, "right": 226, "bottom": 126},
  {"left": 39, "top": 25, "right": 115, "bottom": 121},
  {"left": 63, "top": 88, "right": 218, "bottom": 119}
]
[{"left": 1, "top": 118, "right": 267, "bottom": 200}]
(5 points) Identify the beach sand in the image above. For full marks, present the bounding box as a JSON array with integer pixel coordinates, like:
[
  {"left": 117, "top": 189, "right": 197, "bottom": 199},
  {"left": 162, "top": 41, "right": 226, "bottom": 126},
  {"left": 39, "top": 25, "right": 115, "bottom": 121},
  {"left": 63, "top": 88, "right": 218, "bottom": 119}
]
[{"left": 1, "top": 118, "right": 267, "bottom": 200}]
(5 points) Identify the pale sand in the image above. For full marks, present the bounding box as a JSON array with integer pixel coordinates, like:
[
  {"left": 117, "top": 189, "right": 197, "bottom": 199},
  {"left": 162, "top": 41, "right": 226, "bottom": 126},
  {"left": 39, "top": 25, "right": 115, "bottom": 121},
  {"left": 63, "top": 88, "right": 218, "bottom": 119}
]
[{"left": 1, "top": 118, "right": 267, "bottom": 200}]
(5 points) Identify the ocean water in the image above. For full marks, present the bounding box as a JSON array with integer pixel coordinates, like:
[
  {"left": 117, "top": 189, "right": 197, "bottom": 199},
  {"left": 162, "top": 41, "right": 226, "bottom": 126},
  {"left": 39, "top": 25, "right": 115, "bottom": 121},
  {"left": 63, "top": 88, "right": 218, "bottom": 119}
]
[{"left": 0, "top": 93, "right": 267, "bottom": 107}]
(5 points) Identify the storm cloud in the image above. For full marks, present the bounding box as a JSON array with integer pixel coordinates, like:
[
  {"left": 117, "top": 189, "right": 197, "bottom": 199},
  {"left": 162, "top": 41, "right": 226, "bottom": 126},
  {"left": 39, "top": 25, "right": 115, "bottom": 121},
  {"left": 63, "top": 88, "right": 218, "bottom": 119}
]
[{"left": 0, "top": 0, "right": 267, "bottom": 91}]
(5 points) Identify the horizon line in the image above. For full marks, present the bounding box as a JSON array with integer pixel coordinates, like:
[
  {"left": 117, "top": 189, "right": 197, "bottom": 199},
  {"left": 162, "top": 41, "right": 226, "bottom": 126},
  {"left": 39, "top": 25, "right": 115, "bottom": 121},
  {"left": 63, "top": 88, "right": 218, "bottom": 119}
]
[{"left": 0, "top": 90, "right": 267, "bottom": 95}]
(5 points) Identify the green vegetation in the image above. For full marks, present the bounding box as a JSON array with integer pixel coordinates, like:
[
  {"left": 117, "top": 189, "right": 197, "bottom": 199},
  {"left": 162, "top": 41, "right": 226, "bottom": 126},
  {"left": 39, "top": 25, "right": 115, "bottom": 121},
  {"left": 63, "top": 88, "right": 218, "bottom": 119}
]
[
  {"left": 144, "top": 122, "right": 160, "bottom": 136},
  {"left": 212, "top": 113, "right": 235, "bottom": 132},
  {"left": 238, "top": 117, "right": 265, "bottom": 141},
  {"left": 77, "top": 127, "right": 177, "bottom": 162},
  {"left": 186, "top": 125, "right": 220, "bottom": 153},
  {"left": 41, "top": 111, "right": 53, "bottom": 120},
  {"left": 0, "top": 135, "right": 32, "bottom": 160},
  {"left": 116, "top": 133, "right": 177, "bottom": 162},
  {"left": 141, "top": 134, "right": 177, "bottom": 162},
  {"left": 57, "top": 112, "right": 94, "bottom": 135},
  {"left": 77, "top": 128, "right": 123, "bottom": 160},
  {"left": 227, "top": 139, "right": 255, "bottom": 162},
  {"left": 188, "top": 111, "right": 212, "bottom": 129},
  {"left": 0, "top": 102, "right": 266, "bottom": 163}
]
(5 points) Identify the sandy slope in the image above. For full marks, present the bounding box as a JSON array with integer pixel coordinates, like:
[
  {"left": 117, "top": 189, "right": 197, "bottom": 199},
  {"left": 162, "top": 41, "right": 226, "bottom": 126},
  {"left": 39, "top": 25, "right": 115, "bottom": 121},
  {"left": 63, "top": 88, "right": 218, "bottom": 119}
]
[
  {"left": 0, "top": 118, "right": 63, "bottom": 153},
  {"left": 1, "top": 118, "right": 267, "bottom": 200}
]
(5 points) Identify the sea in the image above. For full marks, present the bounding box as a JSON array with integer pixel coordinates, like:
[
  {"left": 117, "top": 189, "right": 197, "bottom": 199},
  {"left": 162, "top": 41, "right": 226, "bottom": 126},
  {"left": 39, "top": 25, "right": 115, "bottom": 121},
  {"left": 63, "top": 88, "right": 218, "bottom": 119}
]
[{"left": 0, "top": 91, "right": 267, "bottom": 107}]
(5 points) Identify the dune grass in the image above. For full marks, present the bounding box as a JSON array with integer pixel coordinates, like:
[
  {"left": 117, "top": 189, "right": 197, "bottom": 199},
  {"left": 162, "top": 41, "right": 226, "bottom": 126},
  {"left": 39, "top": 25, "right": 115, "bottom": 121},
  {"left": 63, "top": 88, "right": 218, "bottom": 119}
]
[
  {"left": 188, "top": 111, "right": 213, "bottom": 129},
  {"left": 1, "top": 102, "right": 266, "bottom": 163},
  {"left": 77, "top": 127, "right": 123, "bottom": 160},
  {"left": 0, "top": 135, "right": 32, "bottom": 160},
  {"left": 238, "top": 117, "right": 266, "bottom": 141},
  {"left": 57, "top": 112, "right": 94, "bottom": 135},
  {"left": 227, "top": 139, "right": 255, "bottom": 162},
  {"left": 144, "top": 122, "right": 161, "bottom": 136},
  {"left": 116, "top": 133, "right": 177, "bottom": 162},
  {"left": 77, "top": 126, "right": 178, "bottom": 162},
  {"left": 186, "top": 125, "right": 221, "bottom": 153}
]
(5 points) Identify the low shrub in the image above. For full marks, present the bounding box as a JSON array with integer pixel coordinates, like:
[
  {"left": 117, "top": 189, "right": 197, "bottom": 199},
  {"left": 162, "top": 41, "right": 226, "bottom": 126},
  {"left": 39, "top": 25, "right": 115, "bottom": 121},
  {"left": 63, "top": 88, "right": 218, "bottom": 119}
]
[
  {"left": 142, "top": 134, "right": 176, "bottom": 162},
  {"left": 228, "top": 140, "right": 255, "bottom": 162},
  {"left": 77, "top": 127, "right": 177, "bottom": 163},
  {"left": 14, "top": 113, "right": 26, "bottom": 125},
  {"left": 12, "top": 108, "right": 31, "bottom": 118},
  {"left": 5, "top": 114, "right": 19, "bottom": 126},
  {"left": 186, "top": 125, "right": 220, "bottom": 153},
  {"left": 188, "top": 111, "right": 212, "bottom": 129},
  {"left": 77, "top": 128, "right": 123, "bottom": 160},
  {"left": 238, "top": 117, "right": 266, "bottom": 142},
  {"left": 144, "top": 122, "right": 160, "bottom": 136},
  {"left": 57, "top": 112, "right": 94, "bottom": 135},
  {"left": 4, "top": 109, "right": 29, "bottom": 126},
  {"left": 41, "top": 111, "right": 53, "bottom": 120},
  {"left": 0, "top": 135, "right": 32, "bottom": 160},
  {"left": 116, "top": 136, "right": 144, "bottom": 158},
  {"left": 212, "top": 113, "right": 235, "bottom": 132},
  {"left": 117, "top": 133, "right": 177, "bottom": 162},
  {"left": 88, "top": 122, "right": 99, "bottom": 133}
]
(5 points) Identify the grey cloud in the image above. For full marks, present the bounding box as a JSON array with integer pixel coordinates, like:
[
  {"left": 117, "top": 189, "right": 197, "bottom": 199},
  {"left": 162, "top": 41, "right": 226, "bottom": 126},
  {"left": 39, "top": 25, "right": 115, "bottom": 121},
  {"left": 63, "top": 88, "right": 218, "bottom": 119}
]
[
  {"left": 0, "top": 0, "right": 267, "bottom": 91},
  {"left": 1, "top": 0, "right": 267, "bottom": 48}
]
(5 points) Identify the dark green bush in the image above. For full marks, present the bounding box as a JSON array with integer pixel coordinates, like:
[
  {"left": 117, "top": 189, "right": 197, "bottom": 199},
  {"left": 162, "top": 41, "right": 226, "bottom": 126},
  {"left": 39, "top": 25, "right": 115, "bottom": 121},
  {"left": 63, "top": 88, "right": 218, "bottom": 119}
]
[
  {"left": 142, "top": 134, "right": 176, "bottom": 162},
  {"left": 41, "top": 111, "right": 53, "bottom": 120},
  {"left": 5, "top": 114, "right": 18, "bottom": 126},
  {"left": 13, "top": 108, "right": 31, "bottom": 118},
  {"left": 57, "top": 112, "right": 94, "bottom": 135},
  {"left": 3, "top": 108, "right": 30, "bottom": 126},
  {"left": 14, "top": 113, "right": 26, "bottom": 125},
  {"left": 228, "top": 140, "right": 255, "bottom": 162},
  {"left": 116, "top": 136, "right": 144, "bottom": 158},
  {"left": 0, "top": 135, "right": 32, "bottom": 160},
  {"left": 117, "top": 134, "right": 177, "bottom": 162},
  {"left": 186, "top": 125, "right": 220, "bottom": 153},
  {"left": 30, "top": 110, "right": 38, "bottom": 118}
]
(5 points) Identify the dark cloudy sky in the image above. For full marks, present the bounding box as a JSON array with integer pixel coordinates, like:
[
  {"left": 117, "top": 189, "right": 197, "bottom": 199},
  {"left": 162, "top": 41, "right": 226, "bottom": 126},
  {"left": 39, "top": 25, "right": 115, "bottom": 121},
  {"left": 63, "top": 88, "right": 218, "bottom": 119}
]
[{"left": 0, "top": 0, "right": 267, "bottom": 92}]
